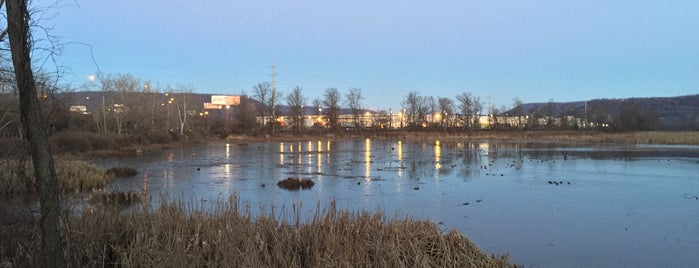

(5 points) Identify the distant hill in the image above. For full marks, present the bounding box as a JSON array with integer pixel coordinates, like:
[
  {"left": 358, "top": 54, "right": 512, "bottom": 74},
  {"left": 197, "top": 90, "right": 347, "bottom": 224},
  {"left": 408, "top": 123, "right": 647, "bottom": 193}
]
[{"left": 507, "top": 94, "right": 699, "bottom": 130}]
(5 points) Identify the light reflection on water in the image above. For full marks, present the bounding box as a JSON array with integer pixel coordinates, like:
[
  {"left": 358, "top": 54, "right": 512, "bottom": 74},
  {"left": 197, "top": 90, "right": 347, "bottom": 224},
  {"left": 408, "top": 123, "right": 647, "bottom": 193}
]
[{"left": 98, "top": 139, "right": 699, "bottom": 268}]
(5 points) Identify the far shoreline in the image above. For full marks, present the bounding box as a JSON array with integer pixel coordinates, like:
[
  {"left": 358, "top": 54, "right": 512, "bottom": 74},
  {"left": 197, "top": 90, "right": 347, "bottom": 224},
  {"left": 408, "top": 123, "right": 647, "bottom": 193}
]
[{"left": 66, "top": 130, "right": 699, "bottom": 159}]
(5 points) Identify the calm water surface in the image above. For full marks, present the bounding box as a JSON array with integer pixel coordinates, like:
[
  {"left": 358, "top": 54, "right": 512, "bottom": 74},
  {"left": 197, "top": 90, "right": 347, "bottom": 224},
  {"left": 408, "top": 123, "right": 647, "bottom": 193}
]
[{"left": 98, "top": 139, "right": 699, "bottom": 268}]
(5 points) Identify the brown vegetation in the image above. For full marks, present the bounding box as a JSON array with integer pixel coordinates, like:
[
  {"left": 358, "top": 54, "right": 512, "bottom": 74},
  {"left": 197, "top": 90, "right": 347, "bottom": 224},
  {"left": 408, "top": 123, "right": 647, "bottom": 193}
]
[
  {"left": 105, "top": 167, "right": 139, "bottom": 177},
  {"left": 87, "top": 191, "right": 143, "bottom": 207},
  {"left": 0, "top": 159, "right": 115, "bottom": 194},
  {"left": 353, "top": 130, "right": 699, "bottom": 146},
  {"left": 277, "top": 177, "right": 315, "bottom": 190},
  {"left": 1, "top": 196, "right": 516, "bottom": 267},
  {"left": 225, "top": 130, "right": 699, "bottom": 146}
]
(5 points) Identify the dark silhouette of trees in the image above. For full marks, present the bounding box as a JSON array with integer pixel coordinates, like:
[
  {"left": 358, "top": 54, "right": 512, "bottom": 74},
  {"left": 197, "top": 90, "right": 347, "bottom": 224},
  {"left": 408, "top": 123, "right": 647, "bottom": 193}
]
[
  {"left": 233, "top": 96, "right": 259, "bottom": 134},
  {"left": 619, "top": 102, "right": 659, "bottom": 131},
  {"left": 437, "top": 97, "right": 454, "bottom": 128},
  {"left": 253, "top": 82, "right": 271, "bottom": 128},
  {"left": 456, "top": 92, "right": 481, "bottom": 129},
  {"left": 286, "top": 86, "right": 306, "bottom": 130},
  {"left": 5, "top": 0, "right": 67, "bottom": 266},
  {"left": 345, "top": 87, "right": 363, "bottom": 128},
  {"left": 323, "top": 88, "right": 341, "bottom": 130}
]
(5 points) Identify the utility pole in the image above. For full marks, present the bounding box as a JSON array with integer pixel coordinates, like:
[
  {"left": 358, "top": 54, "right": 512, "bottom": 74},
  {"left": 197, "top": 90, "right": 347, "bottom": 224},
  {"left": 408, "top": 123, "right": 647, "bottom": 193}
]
[
  {"left": 488, "top": 95, "right": 493, "bottom": 128},
  {"left": 270, "top": 62, "right": 277, "bottom": 133}
]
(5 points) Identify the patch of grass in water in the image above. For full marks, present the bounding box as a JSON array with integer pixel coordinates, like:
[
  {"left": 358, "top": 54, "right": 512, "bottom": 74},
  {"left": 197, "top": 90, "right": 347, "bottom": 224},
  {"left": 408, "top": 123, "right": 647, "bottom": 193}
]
[{"left": 277, "top": 177, "right": 315, "bottom": 190}]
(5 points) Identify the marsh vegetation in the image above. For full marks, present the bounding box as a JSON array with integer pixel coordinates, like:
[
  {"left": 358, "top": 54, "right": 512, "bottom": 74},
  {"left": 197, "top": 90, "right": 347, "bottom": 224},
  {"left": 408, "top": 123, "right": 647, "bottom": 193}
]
[{"left": 1, "top": 196, "right": 514, "bottom": 267}]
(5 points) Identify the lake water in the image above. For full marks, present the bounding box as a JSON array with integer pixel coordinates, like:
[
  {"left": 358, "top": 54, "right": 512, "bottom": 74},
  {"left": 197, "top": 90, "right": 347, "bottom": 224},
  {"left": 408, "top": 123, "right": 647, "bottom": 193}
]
[{"left": 98, "top": 139, "right": 699, "bottom": 268}]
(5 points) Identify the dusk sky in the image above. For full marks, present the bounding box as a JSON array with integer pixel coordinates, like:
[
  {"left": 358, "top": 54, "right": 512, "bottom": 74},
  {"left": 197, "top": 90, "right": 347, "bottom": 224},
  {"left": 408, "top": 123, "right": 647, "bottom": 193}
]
[{"left": 48, "top": 0, "right": 699, "bottom": 111}]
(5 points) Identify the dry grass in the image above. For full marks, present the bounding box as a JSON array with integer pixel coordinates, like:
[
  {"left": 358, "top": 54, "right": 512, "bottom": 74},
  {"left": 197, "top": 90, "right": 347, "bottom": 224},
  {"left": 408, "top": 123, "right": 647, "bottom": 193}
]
[
  {"left": 591, "top": 131, "right": 699, "bottom": 145},
  {"left": 105, "top": 167, "right": 139, "bottom": 177},
  {"left": 1, "top": 195, "right": 516, "bottom": 267},
  {"left": 0, "top": 159, "right": 115, "bottom": 195},
  {"left": 366, "top": 130, "right": 699, "bottom": 145}
]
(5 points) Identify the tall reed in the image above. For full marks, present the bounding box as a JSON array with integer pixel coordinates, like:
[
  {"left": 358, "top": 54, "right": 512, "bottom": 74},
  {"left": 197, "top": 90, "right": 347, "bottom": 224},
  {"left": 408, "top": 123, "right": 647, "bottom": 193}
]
[
  {"left": 0, "top": 159, "right": 115, "bottom": 195},
  {"left": 26, "top": 194, "right": 516, "bottom": 267}
]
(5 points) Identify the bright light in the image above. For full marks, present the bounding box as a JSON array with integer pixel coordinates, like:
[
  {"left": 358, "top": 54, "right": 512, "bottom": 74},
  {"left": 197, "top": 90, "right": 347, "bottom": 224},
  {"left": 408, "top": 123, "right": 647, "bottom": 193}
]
[{"left": 87, "top": 75, "right": 95, "bottom": 81}]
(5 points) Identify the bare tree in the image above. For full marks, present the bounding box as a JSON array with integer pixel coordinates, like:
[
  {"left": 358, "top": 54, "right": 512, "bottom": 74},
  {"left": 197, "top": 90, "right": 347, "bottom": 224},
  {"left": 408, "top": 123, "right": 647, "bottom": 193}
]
[
  {"left": 471, "top": 95, "right": 482, "bottom": 128},
  {"left": 312, "top": 98, "right": 322, "bottom": 114},
  {"left": 323, "top": 87, "right": 341, "bottom": 130},
  {"left": 456, "top": 92, "right": 481, "bottom": 129},
  {"left": 311, "top": 98, "right": 323, "bottom": 127},
  {"left": 405, "top": 91, "right": 420, "bottom": 128},
  {"left": 233, "top": 95, "right": 258, "bottom": 134},
  {"left": 456, "top": 92, "right": 473, "bottom": 128},
  {"left": 545, "top": 98, "right": 555, "bottom": 128},
  {"left": 173, "top": 89, "right": 193, "bottom": 136},
  {"left": 286, "top": 86, "right": 306, "bottom": 130},
  {"left": 96, "top": 73, "right": 145, "bottom": 135},
  {"left": 438, "top": 97, "right": 454, "bottom": 128},
  {"left": 404, "top": 91, "right": 431, "bottom": 129},
  {"left": 253, "top": 82, "right": 271, "bottom": 126},
  {"left": 426, "top": 96, "right": 436, "bottom": 126},
  {"left": 5, "top": 0, "right": 66, "bottom": 266},
  {"left": 269, "top": 87, "right": 282, "bottom": 132},
  {"left": 345, "top": 87, "right": 363, "bottom": 128}
]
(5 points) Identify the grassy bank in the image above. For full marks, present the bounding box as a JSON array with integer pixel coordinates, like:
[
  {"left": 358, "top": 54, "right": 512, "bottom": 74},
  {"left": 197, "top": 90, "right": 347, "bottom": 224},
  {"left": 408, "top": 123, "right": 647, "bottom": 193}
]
[
  {"left": 1, "top": 196, "right": 515, "bottom": 267},
  {"left": 0, "top": 159, "right": 115, "bottom": 195}
]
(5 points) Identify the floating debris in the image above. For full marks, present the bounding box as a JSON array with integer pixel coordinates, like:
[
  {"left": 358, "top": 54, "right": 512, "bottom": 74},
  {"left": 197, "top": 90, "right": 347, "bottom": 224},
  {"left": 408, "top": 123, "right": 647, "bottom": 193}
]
[{"left": 548, "top": 180, "right": 572, "bottom": 186}]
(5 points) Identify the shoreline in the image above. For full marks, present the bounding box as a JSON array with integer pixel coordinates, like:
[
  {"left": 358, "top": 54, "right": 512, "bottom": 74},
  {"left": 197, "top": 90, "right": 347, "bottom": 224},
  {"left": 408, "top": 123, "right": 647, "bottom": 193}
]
[
  {"left": 223, "top": 130, "right": 699, "bottom": 145},
  {"left": 33, "top": 130, "right": 698, "bottom": 160}
]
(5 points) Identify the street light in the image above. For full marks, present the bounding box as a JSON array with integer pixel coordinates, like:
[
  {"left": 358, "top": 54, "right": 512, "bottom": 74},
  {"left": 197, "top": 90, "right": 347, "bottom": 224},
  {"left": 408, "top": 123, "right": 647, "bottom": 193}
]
[
  {"left": 389, "top": 108, "right": 392, "bottom": 129},
  {"left": 166, "top": 99, "right": 173, "bottom": 133}
]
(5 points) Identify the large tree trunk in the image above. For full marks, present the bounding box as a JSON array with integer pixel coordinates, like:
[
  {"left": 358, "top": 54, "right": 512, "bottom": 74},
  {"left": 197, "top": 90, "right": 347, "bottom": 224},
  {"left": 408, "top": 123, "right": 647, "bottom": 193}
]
[{"left": 5, "top": 0, "right": 67, "bottom": 267}]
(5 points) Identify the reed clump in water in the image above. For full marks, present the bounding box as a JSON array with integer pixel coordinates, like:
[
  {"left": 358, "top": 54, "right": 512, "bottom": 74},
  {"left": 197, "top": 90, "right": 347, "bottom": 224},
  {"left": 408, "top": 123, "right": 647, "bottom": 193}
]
[
  {"left": 87, "top": 191, "right": 144, "bottom": 207},
  {"left": 3, "top": 195, "right": 516, "bottom": 267},
  {"left": 277, "top": 177, "right": 315, "bottom": 190},
  {"left": 0, "top": 159, "right": 115, "bottom": 194},
  {"left": 105, "top": 167, "right": 139, "bottom": 177}
]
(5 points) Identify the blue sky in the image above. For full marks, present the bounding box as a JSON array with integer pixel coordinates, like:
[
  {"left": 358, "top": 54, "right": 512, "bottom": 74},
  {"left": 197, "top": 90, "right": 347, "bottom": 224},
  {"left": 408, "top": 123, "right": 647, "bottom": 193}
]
[{"left": 48, "top": 0, "right": 699, "bottom": 111}]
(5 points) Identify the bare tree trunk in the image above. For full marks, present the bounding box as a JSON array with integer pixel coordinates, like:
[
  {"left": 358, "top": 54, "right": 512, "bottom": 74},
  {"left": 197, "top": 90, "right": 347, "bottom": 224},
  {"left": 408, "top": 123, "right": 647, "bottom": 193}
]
[{"left": 5, "top": 0, "right": 66, "bottom": 267}]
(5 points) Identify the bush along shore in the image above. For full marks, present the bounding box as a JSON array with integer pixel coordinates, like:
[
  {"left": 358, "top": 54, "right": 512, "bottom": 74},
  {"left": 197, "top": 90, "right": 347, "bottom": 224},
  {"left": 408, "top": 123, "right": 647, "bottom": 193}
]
[
  {"left": 1, "top": 195, "right": 516, "bottom": 267},
  {"left": 0, "top": 159, "right": 115, "bottom": 195}
]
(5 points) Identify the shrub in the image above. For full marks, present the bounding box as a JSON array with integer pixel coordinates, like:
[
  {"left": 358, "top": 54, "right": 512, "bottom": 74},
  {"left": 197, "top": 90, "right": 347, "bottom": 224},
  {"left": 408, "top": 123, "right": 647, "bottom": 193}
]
[
  {"left": 50, "top": 131, "right": 116, "bottom": 153},
  {"left": 0, "top": 159, "right": 115, "bottom": 194},
  {"left": 105, "top": 167, "right": 139, "bottom": 177}
]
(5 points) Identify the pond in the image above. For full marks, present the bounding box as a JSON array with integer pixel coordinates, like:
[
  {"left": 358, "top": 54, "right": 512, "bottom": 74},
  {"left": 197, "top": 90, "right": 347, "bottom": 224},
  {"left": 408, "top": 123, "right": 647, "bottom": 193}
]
[{"left": 98, "top": 139, "right": 699, "bottom": 268}]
